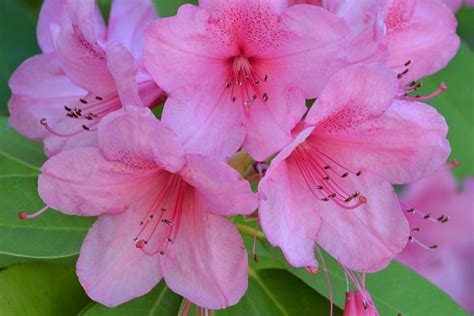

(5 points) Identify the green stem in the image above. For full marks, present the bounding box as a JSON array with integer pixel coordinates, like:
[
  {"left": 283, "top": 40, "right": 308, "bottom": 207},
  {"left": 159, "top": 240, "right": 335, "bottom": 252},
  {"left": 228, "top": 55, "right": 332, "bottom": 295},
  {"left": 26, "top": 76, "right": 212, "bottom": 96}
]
[{"left": 236, "top": 223, "right": 265, "bottom": 240}]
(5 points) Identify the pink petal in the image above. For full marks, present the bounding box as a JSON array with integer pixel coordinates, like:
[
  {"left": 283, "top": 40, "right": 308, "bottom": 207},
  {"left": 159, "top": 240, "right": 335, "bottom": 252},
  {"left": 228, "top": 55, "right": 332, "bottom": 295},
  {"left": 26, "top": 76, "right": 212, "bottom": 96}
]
[
  {"left": 179, "top": 154, "right": 257, "bottom": 216},
  {"left": 160, "top": 192, "right": 248, "bottom": 309},
  {"left": 37, "top": 0, "right": 67, "bottom": 53},
  {"left": 8, "top": 53, "right": 86, "bottom": 144},
  {"left": 54, "top": 0, "right": 115, "bottom": 94},
  {"left": 316, "top": 171, "right": 409, "bottom": 272},
  {"left": 200, "top": 0, "right": 289, "bottom": 14},
  {"left": 144, "top": 5, "right": 231, "bottom": 93},
  {"left": 107, "top": 0, "right": 157, "bottom": 59},
  {"left": 305, "top": 63, "right": 398, "bottom": 127},
  {"left": 161, "top": 87, "right": 246, "bottom": 160},
  {"left": 259, "top": 146, "right": 321, "bottom": 268},
  {"left": 243, "top": 85, "right": 306, "bottom": 161},
  {"left": 105, "top": 43, "right": 143, "bottom": 107},
  {"left": 263, "top": 4, "right": 350, "bottom": 97},
  {"left": 99, "top": 107, "right": 186, "bottom": 173},
  {"left": 77, "top": 208, "right": 162, "bottom": 307},
  {"left": 313, "top": 100, "right": 450, "bottom": 185},
  {"left": 384, "top": 0, "right": 460, "bottom": 83},
  {"left": 39, "top": 147, "right": 162, "bottom": 216},
  {"left": 442, "top": 0, "right": 463, "bottom": 11}
]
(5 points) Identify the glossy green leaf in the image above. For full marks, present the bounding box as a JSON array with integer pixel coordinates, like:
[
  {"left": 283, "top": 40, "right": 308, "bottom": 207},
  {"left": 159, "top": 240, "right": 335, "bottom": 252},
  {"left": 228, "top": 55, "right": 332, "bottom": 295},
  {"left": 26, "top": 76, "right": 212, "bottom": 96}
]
[
  {"left": 417, "top": 42, "right": 474, "bottom": 178},
  {"left": 80, "top": 281, "right": 182, "bottom": 316},
  {"left": 0, "top": 0, "right": 40, "bottom": 116},
  {"left": 456, "top": 7, "right": 474, "bottom": 50},
  {"left": 262, "top": 241, "right": 467, "bottom": 315},
  {"left": 153, "top": 0, "right": 198, "bottom": 17},
  {"left": 0, "top": 117, "right": 46, "bottom": 172},
  {"left": 0, "top": 262, "right": 90, "bottom": 316},
  {"left": 0, "top": 174, "right": 95, "bottom": 258}
]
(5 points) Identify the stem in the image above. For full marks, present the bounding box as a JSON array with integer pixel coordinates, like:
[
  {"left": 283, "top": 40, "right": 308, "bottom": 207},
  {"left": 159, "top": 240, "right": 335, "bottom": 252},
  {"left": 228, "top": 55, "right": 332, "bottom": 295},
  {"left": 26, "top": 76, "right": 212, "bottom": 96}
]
[{"left": 236, "top": 223, "right": 265, "bottom": 240}]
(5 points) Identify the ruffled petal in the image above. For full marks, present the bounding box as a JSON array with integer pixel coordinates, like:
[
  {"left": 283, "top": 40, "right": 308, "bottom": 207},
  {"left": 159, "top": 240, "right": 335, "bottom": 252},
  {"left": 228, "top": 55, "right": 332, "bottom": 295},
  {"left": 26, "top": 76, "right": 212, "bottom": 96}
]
[
  {"left": 384, "top": 0, "right": 460, "bottom": 83},
  {"left": 39, "top": 147, "right": 163, "bottom": 216},
  {"left": 54, "top": 0, "right": 114, "bottom": 93},
  {"left": 259, "top": 154, "right": 321, "bottom": 268},
  {"left": 77, "top": 207, "right": 162, "bottom": 307},
  {"left": 161, "top": 86, "right": 246, "bottom": 160},
  {"left": 160, "top": 192, "right": 248, "bottom": 309},
  {"left": 180, "top": 154, "right": 257, "bottom": 216},
  {"left": 107, "top": 0, "right": 157, "bottom": 58},
  {"left": 37, "top": 0, "right": 67, "bottom": 53},
  {"left": 316, "top": 171, "right": 409, "bottom": 272}
]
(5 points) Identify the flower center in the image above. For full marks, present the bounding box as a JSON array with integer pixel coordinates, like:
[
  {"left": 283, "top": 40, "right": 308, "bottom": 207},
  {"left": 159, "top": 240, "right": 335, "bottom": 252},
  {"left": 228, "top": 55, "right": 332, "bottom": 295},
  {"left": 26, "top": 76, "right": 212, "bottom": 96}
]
[
  {"left": 225, "top": 55, "right": 269, "bottom": 111},
  {"left": 134, "top": 174, "right": 187, "bottom": 256},
  {"left": 290, "top": 141, "right": 367, "bottom": 210}
]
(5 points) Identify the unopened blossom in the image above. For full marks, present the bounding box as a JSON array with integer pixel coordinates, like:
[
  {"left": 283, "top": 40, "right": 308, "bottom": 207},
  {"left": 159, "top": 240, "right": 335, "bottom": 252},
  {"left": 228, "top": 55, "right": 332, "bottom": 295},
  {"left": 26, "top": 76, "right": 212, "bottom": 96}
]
[
  {"left": 25, "top": 107, "right": 257, "bottom": 308},
  {"left": 343, "top": 291, "right": 379, "bottom": 316},
  {"left": 291, "top": 0, "right": 460, "bottom": 84},
  {"left": 397, "top": 169, "right": 474, "bottom": 312},
  {"left": 259, "top": 64, "right": 450, "bottom": 271},
  {"left": 8, "top": 0, "right": 163, "bottom": 156},
  {"left": 144, "top": 0, "right": 350, "bottom": 161}
]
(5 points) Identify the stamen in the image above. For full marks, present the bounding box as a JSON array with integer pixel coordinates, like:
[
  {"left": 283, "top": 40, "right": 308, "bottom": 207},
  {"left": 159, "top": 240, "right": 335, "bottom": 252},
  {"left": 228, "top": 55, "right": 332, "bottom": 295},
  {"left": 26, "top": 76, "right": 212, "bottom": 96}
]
[
  {"left": 41, "top": 118, "right": 97, "bottom": 137},
  {"left": 252, "top": 220, "right": 260, "bottom": 263},
  {"left": 408, "top": 236, "right": 438, "bottom": 250},
  {"left": 399, "top": 82, "right": 447, "bottom": 101},
  {"left": 18, "top": 206, "right": 49, "bottom": 220}
]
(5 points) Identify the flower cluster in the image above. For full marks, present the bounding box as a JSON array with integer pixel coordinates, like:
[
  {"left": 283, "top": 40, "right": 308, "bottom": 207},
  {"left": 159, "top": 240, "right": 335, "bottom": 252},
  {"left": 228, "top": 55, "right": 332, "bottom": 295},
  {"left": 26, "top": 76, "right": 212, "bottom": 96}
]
[{"left": 8, "top": 0, "right": 472, "bottom": 313}]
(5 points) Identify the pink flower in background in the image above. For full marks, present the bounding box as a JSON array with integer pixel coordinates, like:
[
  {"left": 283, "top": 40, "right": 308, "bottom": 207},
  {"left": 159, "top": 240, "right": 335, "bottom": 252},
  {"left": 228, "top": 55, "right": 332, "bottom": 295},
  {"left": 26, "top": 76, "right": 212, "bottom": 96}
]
[
  {"left": 8, "top": 0, "right": 163, "bottom": 156},
  {"left": 258, "top": 64, "right": 450, "bottom": 271},
  {"left": 397, "top": 169, "right": 474, "bottom": 312},
  {"left": 293, "top": 0, "right": 460, "bottom": 84},
  {"left": 442, "top": 0, "right": 474, "bottom": 11},
  {"left": 144, "top": 0, "right": 350, "bottom": 161},
  {"left": 34, "top": 106, "right": 257, "bottom": 308},
  {"left": 343, "top": 291, "right": 379, "bottom": 316}
]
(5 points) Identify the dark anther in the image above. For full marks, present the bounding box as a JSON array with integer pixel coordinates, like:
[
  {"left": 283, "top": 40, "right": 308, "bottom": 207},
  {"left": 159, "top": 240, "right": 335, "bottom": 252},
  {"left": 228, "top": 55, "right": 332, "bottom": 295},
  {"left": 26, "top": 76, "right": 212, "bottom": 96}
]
[
  {"left": 95, "top": 96, "right": 104, "bottom": 101},
  {"left": 140, "top": 221, "right": 144, "bottom": 225},
  {"left": 149, "top": 214, "right": 154, "bottom": 219},
  {"left": 323, "top": 165, "right": 331, "bottom": 170},
  {"left": 341, "top": 172, "right": 349, "bottom": 178},
  {"left": 322, "top": 198, "right": 329, "bottom": 202},
  {"left": 356, "top": 171, "right": 362, "bottom": 176},
  {"left": 255, "top": 80, "right": 260, "bottom": 85},
  {"left": 159, "top": 250, "right": 165, "bottom": 255},
  {"left": 64, "top": 106, "right": 72, "bottom": 111},
  {"left": 263, "top": 93, "right": 269, "bottom": 102},
  {"left": 160, "top": 208, "right": 166, "bottom": 212},
  {"left": 409, "top": 81, "right": 417, "bottom": 87},
  {"left": 423, "top": 213, "right": 431, "bottom": 219},
  {"left": 162, "top": 219, "right": 172, "bottom": 225},
  {"left": 226, "top": 81, "right": 232, "bottom": 88},
  {"left": 133, "top": 237, "right": 137, "bottom": 241},
  {"left": 408, "top": 236, "right": 414, "bottom": 241},
  {"left": 397, "top": 74, "right": 403, "bottom": 79},
  {"left": 323, "top": 176, "right": 330, "bottom": 181},
  {"left": 82, "top": 125, "right": 90, "bottom": 131},
  {"left": 167, "top": 237, "right": 173, "bottom": 242},
  {"left": 237, "top": 80, "right": 243, "bottom": 86},
  {"left": 253, "top": 95, "right": 257, "bottom": 101},
  {"left": 232, "top": 96, "right": 237, "bottom": 103},
  {"left": 264, "top": 74, "right": 269, "bottom": 82},
  {"left": 404, "top": 60, "right": 411, "bottom": 66},
  {"left": 344, "top": 196, "right": 353, "bottom": 203},
  {"left": 407, "top": 208, "right": 415, "bottom": 213},
  {"left": 317, "top": 185, "right": 324, "bottom": 190},
  {"left": 328, "top": 193, "right": 336, "bottom": 199},
  {"left": 401, "top": 69, "right": 409, "bottom": 75},
  {"left": 412, "top": 227, "right": 422, "bottom": 232},
  {"left": 79, "top": 98, "right": 88, "bottom": 104},
  {"left": 429, "top": 245, "right": 438, "bottom": 249},
  {"left": 441, "top": 217, "right": 449, "bottom": 223}
]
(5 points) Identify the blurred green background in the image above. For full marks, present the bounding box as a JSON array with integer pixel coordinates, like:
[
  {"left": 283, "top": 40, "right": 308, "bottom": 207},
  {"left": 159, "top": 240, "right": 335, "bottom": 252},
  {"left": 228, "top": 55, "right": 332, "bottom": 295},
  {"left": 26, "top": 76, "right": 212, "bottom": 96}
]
[{"left": 0, "top": 1, "right": 473, "bottom": 315}]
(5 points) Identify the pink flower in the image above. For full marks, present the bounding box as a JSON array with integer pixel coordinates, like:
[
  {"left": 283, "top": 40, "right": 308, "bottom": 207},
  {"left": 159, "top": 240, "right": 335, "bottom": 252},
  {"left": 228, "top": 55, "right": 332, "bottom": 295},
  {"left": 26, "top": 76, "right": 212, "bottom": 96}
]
[
  {"left": 144, "top": 0, "right": 350, "bottom": 161},
  {"left": 8, "top": 0, "right": 163, "bottom": 156},
  {"left": 442, "top": 0, "right": 474, "bottom": 11},
  {"left": 299, "top": 0, "right": 460, "bottom": 84},
  {"left": 397, "top": 169, "right": 474, "bottom": 312},
  {"left": 343, "top": 291, "right": 379, "bottom": 316},
  {"left": 258, "top": 64, "right": 450, "bottom": 271},
  {"left": 32, "top": 106, "right": 258, "bottom": 308}
]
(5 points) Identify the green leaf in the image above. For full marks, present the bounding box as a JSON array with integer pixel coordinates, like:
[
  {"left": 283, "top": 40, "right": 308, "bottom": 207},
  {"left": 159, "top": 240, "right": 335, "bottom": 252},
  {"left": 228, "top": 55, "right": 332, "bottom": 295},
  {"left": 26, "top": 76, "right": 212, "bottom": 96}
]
[
  {"left": 218, "top": 269, "right": 342, "bottom": 316},
  {"left": 0, "top": 0, "right": 40, "bottom": 116},
  {"left": 417, "top": 42, "right": 474, "bottom": 178},
  {"left": 0, "top": 117, "right": 46, "bottom": 172},
  {"left": 0, "top": 174, "right": 94, "bottom": 258},
  {"left": 456, "top": 7, "right": 474, "bottom": 50},
  {"left": 0, "top": 262, "right": 90, "bottom": 316},
  {"left": 153, "top": 0, "right": 198, "bottom": 17},
  {"left": 80, "top": 281, "right": 182, "bottom": 316},
  {"left": 262, "top": 242, "right": 467, "bottom": 315}
]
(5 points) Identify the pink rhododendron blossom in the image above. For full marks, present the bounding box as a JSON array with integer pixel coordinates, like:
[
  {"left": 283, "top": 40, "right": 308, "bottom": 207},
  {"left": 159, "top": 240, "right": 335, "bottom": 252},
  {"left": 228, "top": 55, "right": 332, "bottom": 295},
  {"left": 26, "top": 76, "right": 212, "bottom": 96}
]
[
  {"left": 258, "top": 64, "right": 450, "bottom": 271},
  {"left": 397, "top": 169, "right": 474, "bottom": 312},
  {"left": 343, "top": 291, "right": 379, "bottom": 316},
  {"left": 8, "top": 0, "right": 163, "bottom": 156},
  {"left": 144, "top": 0, "right": 350, "bottom": 161},
  {"left": 30, "top": 107, "right": 258, "bottom": 308},
  {"left": 442, "top": 0, "right": 474, "bottom": 11},
  {"left": 294, "top": 0, "right": 460, "bottom": 84}
]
